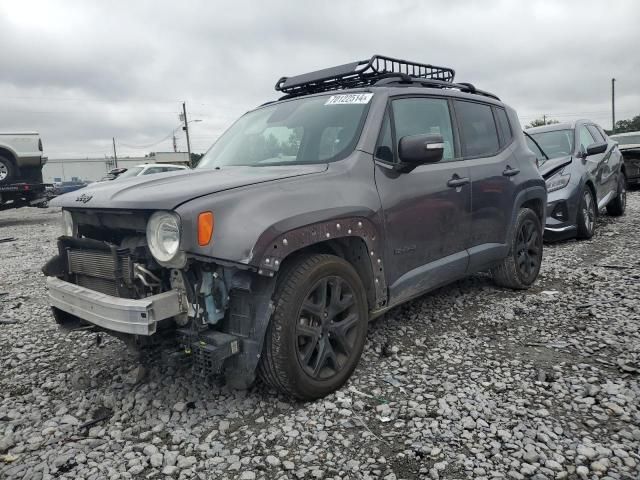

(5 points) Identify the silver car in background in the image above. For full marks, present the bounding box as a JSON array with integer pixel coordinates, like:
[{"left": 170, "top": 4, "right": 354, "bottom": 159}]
[{"left": 526, "top": 120, "right": 627, "bottom": 240}]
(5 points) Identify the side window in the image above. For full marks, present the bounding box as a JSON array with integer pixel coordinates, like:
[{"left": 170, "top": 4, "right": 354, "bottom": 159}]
[
  {"left": 587, "top": 125, "right": 604, "bottom": 143},
  {"left": 494, "top": 107, "right": 513, "bottom": 146},
  {"left": 578, "top": 126, "right": 596, "bottom": 152},
  {"left": 375, "top": 110, "right": 394, "bottom": 163},
  {"left": 391, "top": 98, "right": 455, "bottom": 161},
  {"left": 454, "top": 100, "right": 500, "bottom": 157}
]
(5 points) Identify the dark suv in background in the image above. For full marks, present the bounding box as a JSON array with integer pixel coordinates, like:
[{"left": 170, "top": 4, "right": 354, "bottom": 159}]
[
  {"left": 526, "top": 120, "right": 626, "bottom": 240},
  {"left": 44, "top": 56, "right": 546, "bottom": 399}
]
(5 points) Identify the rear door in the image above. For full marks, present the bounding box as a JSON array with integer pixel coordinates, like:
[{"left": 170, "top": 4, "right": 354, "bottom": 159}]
[
  {"left": 577, "top": 124, "right": 607, "bottom": 204},
  {"left": 453, "top": 100, "right": 517, "bottom": 272},
  {"left": 374, "top": 96, "right": 471, "bottom": 304}
]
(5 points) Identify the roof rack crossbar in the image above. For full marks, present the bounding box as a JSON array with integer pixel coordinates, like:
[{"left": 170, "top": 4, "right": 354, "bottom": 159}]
[
  {"left": 373, "top": 76, "right": 501, "bottom": 101},
  {"left": 275, "top": 55, "right": 455, "bottom": 97}
]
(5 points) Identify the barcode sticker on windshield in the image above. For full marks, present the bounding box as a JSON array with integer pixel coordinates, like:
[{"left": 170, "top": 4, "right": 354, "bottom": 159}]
[{"left": 325, "top": 93, "right": 373, "bottom": 105}]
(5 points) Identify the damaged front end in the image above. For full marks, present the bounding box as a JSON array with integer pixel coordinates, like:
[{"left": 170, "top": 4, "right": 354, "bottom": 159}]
[{"left": 42, "top": 209, "right": 275, "bottom": 388}]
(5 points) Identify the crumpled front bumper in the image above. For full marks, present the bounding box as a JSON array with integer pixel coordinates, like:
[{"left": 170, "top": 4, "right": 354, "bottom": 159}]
[{"left": 47, "top": 277, "right": 187, "bottom": 336}]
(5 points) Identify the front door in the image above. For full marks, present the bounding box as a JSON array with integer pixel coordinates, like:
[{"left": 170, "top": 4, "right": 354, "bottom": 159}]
[{"left": 374, "top": 97, "right": 471, "bottom": 304}]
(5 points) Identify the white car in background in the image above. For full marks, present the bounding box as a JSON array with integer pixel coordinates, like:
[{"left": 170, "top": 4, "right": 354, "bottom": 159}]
[{"left": 114, "top": 163, "right": 188, "bottom": 180}]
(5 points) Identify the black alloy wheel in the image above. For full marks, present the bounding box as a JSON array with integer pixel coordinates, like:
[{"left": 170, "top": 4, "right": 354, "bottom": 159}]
[
  {"left": 258, "top": 254, "right": 368, "bottom": 400},
  {"left": 581, "top": 190, "right": 596, "bottom": 235},
  {"left": 515, "top": 217, "right": 542, "bottom": 284},
  {"left": 491, "top": 208, "right": 543, "bottom": 290},
  {"left": 295, "top": 276, "right": 359, "bottom": 380}
]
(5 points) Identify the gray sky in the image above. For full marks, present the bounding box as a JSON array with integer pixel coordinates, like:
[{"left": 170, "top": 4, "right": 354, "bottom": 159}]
[{"left": 1, "top": 0, "right": 639, "bottom": 158}]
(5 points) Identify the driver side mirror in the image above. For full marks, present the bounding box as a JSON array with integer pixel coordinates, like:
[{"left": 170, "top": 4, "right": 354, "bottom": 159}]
[
  {"left": 585, "top": 142, "right": 607, "bottom": 157},
  {"left": 397, "top": 134, "right": 444, "bottom": 172}
]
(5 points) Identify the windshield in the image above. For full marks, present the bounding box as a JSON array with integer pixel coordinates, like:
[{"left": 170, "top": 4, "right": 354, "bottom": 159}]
[
  {"left": 197, "top": 93, "right": 372, "bottom": 169},
  {"left": 529, "top": 130, "right": 574, "bottom": 161},
  {"left": 611, "top": 134, "right": 640, "bottom": 146},
  {"left": 115, "top": 166, "right": 144, "bottom": 179}
]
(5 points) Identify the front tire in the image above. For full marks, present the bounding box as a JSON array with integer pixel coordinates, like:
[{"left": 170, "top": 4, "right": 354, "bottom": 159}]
[
  {"left": 0, "top": 156, "right": 15, "bottom": 185},
  {"left": 606, "top": 173, "right": 626, "bottom": 217},
  {"left": 491, "top": 208, "right": 543, "bottom": 290},
  {"left": 258, "top": 254, "right": 368, "bottom": 400},
  {"left": 576, "top": 188, "right": 597, "bottom": 239}
]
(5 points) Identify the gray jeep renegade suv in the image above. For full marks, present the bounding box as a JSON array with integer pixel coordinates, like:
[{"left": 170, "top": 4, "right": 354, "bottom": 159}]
[{"left": 44, "top": 56, "right": 546, "bottom": 399}]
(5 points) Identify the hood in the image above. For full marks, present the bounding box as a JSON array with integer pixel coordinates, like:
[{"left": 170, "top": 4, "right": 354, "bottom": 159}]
[
  {"left": 538, "top": 155, "right": 573, "bottom": 178},
  {"left": 51, "top": 164, "right": 328, "bottom": 210}
]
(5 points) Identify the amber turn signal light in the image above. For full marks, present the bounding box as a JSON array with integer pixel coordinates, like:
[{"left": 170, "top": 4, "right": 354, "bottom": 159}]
[{"left": 197, "top": 211, "right": 214, "bottom": 246}]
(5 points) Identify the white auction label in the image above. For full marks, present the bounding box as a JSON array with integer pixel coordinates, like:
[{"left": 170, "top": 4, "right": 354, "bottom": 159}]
[{"left": 324, "top": 93, "right": 374, "bottom": 105}]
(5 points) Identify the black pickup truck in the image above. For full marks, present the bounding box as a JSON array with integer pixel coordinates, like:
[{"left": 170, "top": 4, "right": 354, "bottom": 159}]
[{"left": 0, "top": 182, "right": 49, "bottom": 211}]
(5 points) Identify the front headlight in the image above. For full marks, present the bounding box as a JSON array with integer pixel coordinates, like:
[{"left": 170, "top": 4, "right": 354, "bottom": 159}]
[
  {"left": 61, "top": 210, "right": 75, "bottom": 237},
  {"left": 545, "top": 171, "right": 571, "bottom": 193},
  {"left": 146, "top": 211, "right": 181, "bottom": 262}
]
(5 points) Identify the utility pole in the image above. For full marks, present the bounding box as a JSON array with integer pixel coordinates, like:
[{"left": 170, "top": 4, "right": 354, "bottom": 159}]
[
  {"left": 543, "top": 114, "right": 546, "bottom": 125},
  {"left": 611, "top": 78, "right": 616, "bottom": 134},
  {"left": 182, "top": 102, "right": 192, "bottom": 167},
  {"left": 112, "top": 137, "right": 118, "bottom": 168},
  {"left": 172, "top": 133, "right": 177, "bottom": 153}
]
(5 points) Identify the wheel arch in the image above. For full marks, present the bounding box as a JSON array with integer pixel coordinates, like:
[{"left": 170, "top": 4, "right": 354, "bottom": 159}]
[
  {"left": 256, "top": 218, "right": 388, "bottom": 311},
  {"left": 511, "top": 184, "right": 546, "bottom": 227},
  {"left": 0, "top": 146, "right": 17, "bottom": 166}
]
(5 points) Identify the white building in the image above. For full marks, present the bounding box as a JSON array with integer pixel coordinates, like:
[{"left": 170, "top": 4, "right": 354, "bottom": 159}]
[{"left": 43, "top": 152, "right": 190, "bottom": 183}]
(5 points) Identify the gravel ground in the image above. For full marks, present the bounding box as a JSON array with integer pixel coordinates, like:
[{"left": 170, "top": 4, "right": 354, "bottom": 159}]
[{"left": 1, "top": 194, "right": 639, "bottom": 480}]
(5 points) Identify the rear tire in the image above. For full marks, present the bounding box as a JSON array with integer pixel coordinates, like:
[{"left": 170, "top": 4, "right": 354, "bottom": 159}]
[
  {"left": 576, "top": 187, "right": 597, "bottom": 239},
  {"left": 0, "top": 156, "right": 15, "bottom": 185},
  {"left": 606, "top": 173, "right": 626, "bottom": 217},
  {"left": 258, "top": 254, "right": 368, "bottom": 400},
  {"left": 491, "top": 208, "right": 543, "bottom": 290}
]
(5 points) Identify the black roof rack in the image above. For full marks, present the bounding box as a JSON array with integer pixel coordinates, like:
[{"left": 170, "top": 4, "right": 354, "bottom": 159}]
[
  {"left": 274, "top": 55, "right": 500, "bottom": 101},
  {"left": 275, "top": 55, "right": 455, "bottom": 97}
]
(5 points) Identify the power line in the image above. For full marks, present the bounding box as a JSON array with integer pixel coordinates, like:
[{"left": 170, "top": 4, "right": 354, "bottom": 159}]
[{"left": 117, "top": 131, "right": 176, "bottom": 149}]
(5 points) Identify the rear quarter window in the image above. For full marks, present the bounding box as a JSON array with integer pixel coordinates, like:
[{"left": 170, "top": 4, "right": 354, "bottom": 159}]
[
  {"left": 454, "top": 100, "right": 500, "bottom": 157},
  {"left": 494, "top": 107, "right": 513, "bottom": 146}
]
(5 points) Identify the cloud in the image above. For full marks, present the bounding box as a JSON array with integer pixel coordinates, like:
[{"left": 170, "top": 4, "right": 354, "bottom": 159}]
[{"left": 0, "top": 0, "right": 638, "bottom": 157}]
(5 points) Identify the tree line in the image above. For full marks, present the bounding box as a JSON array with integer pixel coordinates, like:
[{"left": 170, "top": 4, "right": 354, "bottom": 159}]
[{"left": 525, "top": 114, "right": 640, "bottom": 134}]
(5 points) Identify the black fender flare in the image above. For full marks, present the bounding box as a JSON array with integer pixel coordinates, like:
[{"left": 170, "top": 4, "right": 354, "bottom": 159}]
[
  {"left": 254, "top": 216, "right": 387, "bottom": 308},
  {"left": 507, "top": 184, "right": 547, "bottom": 240}
]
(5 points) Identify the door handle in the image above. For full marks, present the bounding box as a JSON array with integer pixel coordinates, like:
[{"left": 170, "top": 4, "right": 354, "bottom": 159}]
[
  {"left": 447, "top": 175, "right": 470, "bottom": 188},
  {"left": 502, "top": 166, "right": 520, "bottom": 177}
]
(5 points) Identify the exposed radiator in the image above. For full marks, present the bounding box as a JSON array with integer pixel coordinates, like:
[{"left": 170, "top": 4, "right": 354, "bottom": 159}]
[
  {"left": 76, "top": 274, "right": 119, "bottom": 297},
  {"left": 66, "top": 248, "right": 133, "bottom": 297}
]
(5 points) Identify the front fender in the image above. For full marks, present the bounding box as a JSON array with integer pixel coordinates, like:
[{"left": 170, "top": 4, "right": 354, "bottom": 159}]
[{"left": 175, "top": 151, "right": 384, "bottom": 267}]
